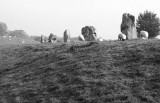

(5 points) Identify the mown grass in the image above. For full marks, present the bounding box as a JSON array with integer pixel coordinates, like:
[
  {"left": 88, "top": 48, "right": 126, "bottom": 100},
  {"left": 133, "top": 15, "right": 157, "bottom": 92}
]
[
  {"left": 0, "top": 36, "right": 39, "bottom": 46},
  {"left": 0, "top": 39, "right": 160, "bottom": 103}
]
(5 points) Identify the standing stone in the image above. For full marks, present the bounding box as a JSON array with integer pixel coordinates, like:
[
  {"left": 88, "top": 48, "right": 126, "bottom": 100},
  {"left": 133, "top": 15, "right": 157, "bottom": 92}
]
[
  {"left": 63, "top": 29, "right": 70, "bottom": 42},
  {"left": 120, "top": 13, "right": 137, "bottom": 40},
  {"left": 81, "top": 26, "right": 97, "bottom": 41},
  {"left": 40, "top": 35, "right": 44, "bottom": 43},
  {"left": 48, "top": 33, "right": 57, "bottom": 43}
]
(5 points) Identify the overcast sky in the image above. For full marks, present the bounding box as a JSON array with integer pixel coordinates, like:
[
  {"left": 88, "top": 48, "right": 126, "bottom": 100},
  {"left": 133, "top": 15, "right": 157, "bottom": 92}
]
[{"left": 0, "top": 0, "right": 160, "bottom": 39}]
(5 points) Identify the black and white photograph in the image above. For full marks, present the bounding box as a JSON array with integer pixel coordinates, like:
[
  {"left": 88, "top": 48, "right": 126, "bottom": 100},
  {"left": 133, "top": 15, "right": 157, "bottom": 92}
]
[{"left": 1, "top": 0, "right": 160, "bottom": 102}]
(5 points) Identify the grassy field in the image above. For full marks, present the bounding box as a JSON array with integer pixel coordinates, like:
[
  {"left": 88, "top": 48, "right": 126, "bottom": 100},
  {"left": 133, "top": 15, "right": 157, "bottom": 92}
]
[
  {"left": 0, "top": 36, "right": 39, "bottom": 45},
  {"left": 0, "top": 39, "right": 160, "bottom": 103}
]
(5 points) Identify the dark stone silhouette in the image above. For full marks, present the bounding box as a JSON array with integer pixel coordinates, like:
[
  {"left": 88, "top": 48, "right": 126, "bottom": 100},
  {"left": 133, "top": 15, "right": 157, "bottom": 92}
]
[
  {"left": 120, "top": 13, "right": 137, "bottom": 40},
  {"left": 81, "top": 26, "right": 97, "bottom": 41},
  {"left": 63, "top": 29, "right": 70, "bottom": 42},
  {"left": 40, "top": 35, "right": 44, "bottom": 43},
  {"left": 48, "top": 33, "right": 57, "bottom": 43}
]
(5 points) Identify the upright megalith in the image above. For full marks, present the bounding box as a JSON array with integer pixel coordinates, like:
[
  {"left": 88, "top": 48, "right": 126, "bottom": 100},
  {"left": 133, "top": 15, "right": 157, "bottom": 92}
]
[
  {"left": 120, "top": 13, "right": 137, "bottom": 40},
  {"left": 81, "top": 26, "right": 97, "bottom": 41},
  {"left": 40, "top": 35, "right": 44, "bottom": 43},
  {"left": 63, "top": 29, "right": 70, "bottom": 42},
  {"left": 48, "top": 33, "right": 57, "bottom": 43}
]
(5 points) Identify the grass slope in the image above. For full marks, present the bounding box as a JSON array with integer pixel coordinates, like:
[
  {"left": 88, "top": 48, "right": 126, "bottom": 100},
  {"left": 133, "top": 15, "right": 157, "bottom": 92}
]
[
  {"left": 0, "top": 36, "right": 39, "bottom": 46},
  {"left": 0, "top": 39, "right": 160, "bottom": 103}
]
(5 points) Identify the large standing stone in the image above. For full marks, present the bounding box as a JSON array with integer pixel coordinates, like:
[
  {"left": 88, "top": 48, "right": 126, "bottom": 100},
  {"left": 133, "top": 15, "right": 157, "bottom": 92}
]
[
  {"left": 81, "top": 26, "right": 97, "bottom": 41},
  {"left": 120, "top": 13, "right": 137, "bottom": 40},
  {"left": 48, "top": 33, "right": 57, "bottom": 43}
]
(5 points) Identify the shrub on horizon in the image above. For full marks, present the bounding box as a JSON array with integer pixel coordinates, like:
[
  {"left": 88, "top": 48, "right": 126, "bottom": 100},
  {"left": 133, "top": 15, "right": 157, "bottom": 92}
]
[
  {"left": 0, "top": 22, "right": 8, "bottom": 36},
  {"left": 137, "top": 10, "right": 160, "bottom": 38},
  {"left": 8, "top": 30, "right": 29, "bottom": 38}
]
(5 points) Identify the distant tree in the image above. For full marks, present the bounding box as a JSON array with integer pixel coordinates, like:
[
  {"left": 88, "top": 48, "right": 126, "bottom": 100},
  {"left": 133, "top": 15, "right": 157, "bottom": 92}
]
[
  {"left": 0, "top": 22, "right": 8, "bottom": 36},
  {"left": 136, "top": 10, "right": 160, "bottom": 38},
  {"left": 8, "top": 30, "right": 29, "bottom": 38}
]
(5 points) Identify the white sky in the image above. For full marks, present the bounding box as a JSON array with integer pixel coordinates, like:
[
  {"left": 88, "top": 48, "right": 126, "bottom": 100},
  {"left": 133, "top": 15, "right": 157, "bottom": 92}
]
[{"left": 0, "top": 0, "right": 160, "bottom": 40}]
